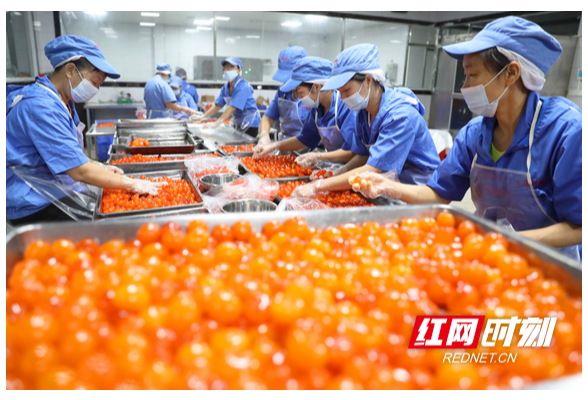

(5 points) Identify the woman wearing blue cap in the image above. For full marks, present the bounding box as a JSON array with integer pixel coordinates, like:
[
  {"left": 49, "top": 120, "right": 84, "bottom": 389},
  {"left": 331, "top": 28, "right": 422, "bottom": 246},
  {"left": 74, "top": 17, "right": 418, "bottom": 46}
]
[
  {"left": 169, "top": 76, "right": 198, "bottom": 121},
  {"left": 175, "top": 67, "right": 199, "bottom": 105},
  {"left": 291, "top": 44, "right": 440, "bottom": 197},
  {"left": 258, "top": 46, "right": 311, "bottom": 144},
  {"left": 144, "top": 63, "right": 197, "bottom": 119},
  {"left": 352, "top": 17, "right": 582, "bottom": 260},
  {"left": 253, "top": 56, "right": 359, "bottom": 173},
  {"left": 6, "top": 35, "right": 166, "bottom": 225},
  {"left": 191, "top": 57, "right": 260, "bottom": 137}
]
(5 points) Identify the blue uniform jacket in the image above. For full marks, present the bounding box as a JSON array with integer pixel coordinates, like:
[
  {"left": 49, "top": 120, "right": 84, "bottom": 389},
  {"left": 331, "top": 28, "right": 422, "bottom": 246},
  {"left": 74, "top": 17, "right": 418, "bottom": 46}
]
[{"left": 215, "top": 75, "right": 260, "bottom": 128}]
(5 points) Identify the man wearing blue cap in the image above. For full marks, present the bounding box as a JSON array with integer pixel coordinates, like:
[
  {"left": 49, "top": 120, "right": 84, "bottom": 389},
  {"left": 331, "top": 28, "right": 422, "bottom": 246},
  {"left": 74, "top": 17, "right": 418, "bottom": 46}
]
[
  {"left": 291, "top": 43, "right": 439, "bottom": 197},
  {"left": 144, "top": 63, "right": 197, "bottom": 119},
  {"left": 175, "top": 67, "right": 199, "bottom": 105},
  {"left": 6, "top": 35, "right": 165, "bottom": 225},
  {"left": 351, "top": 17, "right": 582, "bottom": 260},
  {"left": 169, "top": 76, "right": 198, "bottom": 121},
  {"left": 192, "top": 57, "right": 260, "bottom": 137},
  {"left": 253, "top": 56, "right": 359, "bottom": 175},
  {"left": 257, "top": 46, "right": 310, "bottom": 143}
]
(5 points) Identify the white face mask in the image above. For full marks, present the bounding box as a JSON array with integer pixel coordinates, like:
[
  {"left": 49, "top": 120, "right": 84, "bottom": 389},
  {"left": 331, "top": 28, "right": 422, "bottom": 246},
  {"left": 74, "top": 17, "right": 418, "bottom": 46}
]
[
  {"left": 173, "top": 88, "right": 181, "bottom": 97},
  {"left": 461, "top": 64, "right": 510, "bottom": 118},
  {"left": 300, "top": 85, "right": 319, "bottom": 108},
  {"left": 69, "top": 67, "right": 99, "bottom": 103},
  {"left": 342, "top": 80, "right": 370, "bottom": 111},
  {"left": 223, "top": 70, "right": 239, "bottom": 81}
]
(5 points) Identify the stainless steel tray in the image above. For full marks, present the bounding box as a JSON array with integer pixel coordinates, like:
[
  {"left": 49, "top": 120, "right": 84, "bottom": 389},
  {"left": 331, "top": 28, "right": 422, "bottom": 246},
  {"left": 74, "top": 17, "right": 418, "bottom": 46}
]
[
  {"left": 215, "top": 144, "right": 257, "bottom": 157},
  {"left": 5, "top": 205, "right": 582, "bottom": 389},
  {"left": 117, "top": 119, "right": 186, "bottom": 129},
  {"left": 105, "top": 151, "right": 215, "bottom": 173},
  {"left": 94, "top": 206, "right": 208, "bottom": 222},
  {"left": 94, "top": 169, "right": 204, "bottom": 219},
  {"left": 116, "top": 126, "right": 189, "bottom": 139},
  {"left": 237, "top": 154, "right": 311, "bottom": 182},
  {"left": 189, "top": 125, "right": 258, "bottom": 144},
  {"left": 125, "top": 133, "right": 198, "bottom": 155}
]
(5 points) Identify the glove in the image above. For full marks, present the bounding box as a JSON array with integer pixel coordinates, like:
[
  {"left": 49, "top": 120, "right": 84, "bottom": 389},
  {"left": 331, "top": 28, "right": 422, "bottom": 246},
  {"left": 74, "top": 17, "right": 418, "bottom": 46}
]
[
  {"left": 202, "top": 122, "right": 220, "bottom": 130},
  {"left": 189, "top": 115, "right": 204, "bottom": 122},
  {"left": 295, "top": 152, "right": 326, "bottom": 169},
  {"left": 348, "top": 170, "right": 401, "bottom": 199},
  {"left": 124, "top": 178, "right": 168, "bottom": 196},
  {"left": 184, "top": 108, "right": 198, "bottom": 115},
  {"left": 92, "top": 161, "right": 124, "bottom": 175},
  {"left": 253, "top": 142, "right": 280, "bottom": 159},
  {"left": 290, "top": 180, "right": 330, "bottom": 198}
]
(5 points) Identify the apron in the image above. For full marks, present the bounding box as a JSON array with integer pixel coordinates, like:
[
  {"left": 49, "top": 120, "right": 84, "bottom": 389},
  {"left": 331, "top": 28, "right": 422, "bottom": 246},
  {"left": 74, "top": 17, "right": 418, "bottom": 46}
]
[
  {"left": 173, "top": 100, "right": 189, "bottom": 121},
  {"left": 34, "top": 83, "right": 85, "bottom": 148},
  {"left": 315, "top": 92, "right": 345, "bottom": 151},
  {"left": 224, "top": 79, "right": 260, "bottom": 132},
  {"left": 278, "top": 96, "right": 305, "bottom": 138},
  {"left": 147, "top": 108, "right": 174, "bottom": 120},
  {"left": 469, "top": 99, "right": 580, "bottom": 261}
]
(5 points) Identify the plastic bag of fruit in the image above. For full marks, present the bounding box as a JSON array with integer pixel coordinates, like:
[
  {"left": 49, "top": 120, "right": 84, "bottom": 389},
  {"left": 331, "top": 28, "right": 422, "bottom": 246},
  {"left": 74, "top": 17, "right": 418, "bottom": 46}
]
[
  {"left": 202, "top": 173, "right": 279, "bottom": 213},
  {"left": 184, "top": 155, "right": 241, "bottom": 191},
  {"left": 275, "top": 196, "right": 330, "bottom": 211}
]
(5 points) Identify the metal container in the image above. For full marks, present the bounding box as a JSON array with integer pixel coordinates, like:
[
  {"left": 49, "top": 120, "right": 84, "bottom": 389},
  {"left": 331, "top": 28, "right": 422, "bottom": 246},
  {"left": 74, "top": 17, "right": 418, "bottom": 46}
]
[
  {"left": 215, "top": 144, "right": 257, "bottom": 157},
  {"left": 125, "top": 133, "right": 198, "bottom": 155},
  {"left": 105, "top": 151, "right": 214, "bottom": 173},
  {"left": 4, "top": 204, "right": 582, "bottom": 389},
  {"left": 94, "top": 169, "right": 204, "bottom": 219},
  {"left": 189, "top": 125, "right": 258, "bottom": 144},
  {"left": 94, "top": 206, "right": 208, "bottom": 222},
  {"left": 237, "top": 155, "right": 311, "bottom": 182},
  {"left": 200, "top": 173, "right": 241, "bottom": 192},
  {"left": 221, "top": 199, "right": 277, "bottom": 213}
]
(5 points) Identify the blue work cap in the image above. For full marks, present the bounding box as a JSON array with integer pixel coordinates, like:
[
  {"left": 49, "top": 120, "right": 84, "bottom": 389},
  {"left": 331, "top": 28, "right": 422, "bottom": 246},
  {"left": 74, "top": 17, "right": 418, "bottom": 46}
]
[
  {"left": 170, "top": 76, "right": 183, "bottom": 88},
  {"left": 280, "top": 57, "right": 334, "bottom": 92},
  {"left": 44, "top": 35, "right": 120, "bottom": 79},
  {"left": 272, "top": 46, "right": 308, "bottom": 82},
  {"left": 322, "top": 44, "right": 380, "bottom": 91},
  {"left": 156, "top": 63, "right": 172, "bottom": 75},
  {"left": 221, "top": 57, "right": 243, "bottom": 70},
  {"left": 443, "top": 16, "right": 562, "bottom": 74}
]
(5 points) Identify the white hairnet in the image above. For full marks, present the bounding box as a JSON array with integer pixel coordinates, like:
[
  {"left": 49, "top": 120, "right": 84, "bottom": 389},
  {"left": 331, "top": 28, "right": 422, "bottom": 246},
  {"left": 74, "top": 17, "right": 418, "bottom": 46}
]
[
  {"left": 360, "top": 68, "right": 386, "bottom": 84},
  {"left": 496, "top": 47, "right": 546, "bottom": 91},
  {"left": 306, "top": 78, "right": 329, "bottom": 85}
]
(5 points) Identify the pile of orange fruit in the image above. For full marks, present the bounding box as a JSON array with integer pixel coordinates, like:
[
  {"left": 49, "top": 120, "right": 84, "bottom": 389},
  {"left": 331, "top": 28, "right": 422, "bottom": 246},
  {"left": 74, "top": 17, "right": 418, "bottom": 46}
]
[
  {"left": 191, "top": 167, "right": 236, "bottom": 192},
  {"left": 130, "top": 138, "right": 150, "bottom": 147},
  {"left": 239, "top": 155, "right": 312, "bottom": 179},
  {"left": 97, "top": 122, "right": 116, "bottom": 128},
  {"left": 6, "top": 213, "right": 581, "bottom": 389},
  {"left": 221, "top": 144, "right": 256, "bottom": 154},
  {"left": 111, "top": 155, "right": 187, "bottom": 164},
  {"left": 277, "top": 181, "right": 307, "bottom": 199},
  {"left": 312, "top": 191, "right": 375, "bottom": 209},
  {"left": 100, "top": 176, "right": 200, "bottom": 214},
  {"left": 311, "top": 170, "right": 334, "bottom": 180}
]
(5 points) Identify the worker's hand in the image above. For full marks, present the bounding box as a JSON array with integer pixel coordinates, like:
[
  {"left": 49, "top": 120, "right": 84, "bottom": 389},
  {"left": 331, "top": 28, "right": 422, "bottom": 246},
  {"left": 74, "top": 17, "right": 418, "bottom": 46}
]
[
  {"left": 184, "top": 107, "right": 198, "bottom": 115},
  {"left": 91, "top": 161, "right": 124, "bottom": 175},
  {"left": 202, "top": 122, "right": 220, "bottom": 130},
  {"left": 290, "top": 180, "right": 330, "bottom": 198},
  {"left": 189, "top": 115, "right": 204, "bottom": 122},
  {"left": 295, "top": 152, "right": 325, "bottom": 169},
  {"left": 253, "top": 142, "right": 280, "bottom": 159},
  {"left": 125, "top": 178, "right": 168, "bottom": 196},
  {"left": 349, "top": 171, "right": 400, "bottom": 199},
  {"left": 257, "top": 133, "right": 272, "bottom": 146}
]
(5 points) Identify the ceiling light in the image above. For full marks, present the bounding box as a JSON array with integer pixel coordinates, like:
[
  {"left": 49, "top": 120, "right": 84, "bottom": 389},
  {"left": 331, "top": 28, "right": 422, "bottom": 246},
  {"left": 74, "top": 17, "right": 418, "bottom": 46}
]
[
  {"left": 141, "top": 12, "right": 160, "bottom": 17},
  {"left": 140, "top": 22, "right": 156, "bottom": 27},
  {"left": 246, "top": 35, "right": 260, "bottom": 39},
  {"left": 390, "top": 40, "right": 402, "bottom": 44},
  {"left": 85, "top": 11, "right": 106, "bottom": 16},
  {"left": 216, "top": 16, "right": 230, "bottom": 21},
  {"left": 185, "top": 29, "right": 199, "bottom": 33},
  {"left": 12, "top": 12, "right": 22, "bottom": 16},
  {"left": 197, "top": 26, "right": 212, "bottom": 31},
  {"left": 305, "top": 15, "right": 327, "bottom": 21},
  {"left": 33, "top": 21, "right": 41, "bottom": 27},
  {"left": 281, "top": 21, "right": 302, "bottom": 28},
  {"left": 193, "top": 19, "right": 213, "bottom": 26}
]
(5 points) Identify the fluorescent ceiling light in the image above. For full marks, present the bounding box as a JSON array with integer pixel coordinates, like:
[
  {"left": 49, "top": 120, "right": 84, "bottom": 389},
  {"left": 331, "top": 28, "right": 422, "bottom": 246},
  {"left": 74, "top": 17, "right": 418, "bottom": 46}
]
[
  {"left": 33, "top": 21, "right": 41, "bottom": 27},
  {"left": 141, "top": 12, "right": 160, "bottom": 17},
  {"left": 216, "top": 16, "right": 230, "bottom": 21},
  {"left": 246, "top": 35, "right": 260, "bottom": 39},
  {"left": 281, "top": 21, "right": 302, "bottom": 27},
  {"left": 197, "top": 26, "right": 212, "bottom": 31},
  {"left": 140, "top": 22, "right": 156, "bottom": 27},
  {"left": 12, "top": 12, "right": 22, "bottom": 16},
  {"left": 305, "top": 15, "right": 327, "bottom": 21},
  {"left": 193, "top": 18, "right": 213, "bottom": 26},
  {"left": 85, "top": 11, "right": 106, "bottom": 16},
  {"left": 185, "top": 29, "right": 199, "bottom": 33},
  {"left": 390, "top": 40, "right": 402, "bottom": 44}
]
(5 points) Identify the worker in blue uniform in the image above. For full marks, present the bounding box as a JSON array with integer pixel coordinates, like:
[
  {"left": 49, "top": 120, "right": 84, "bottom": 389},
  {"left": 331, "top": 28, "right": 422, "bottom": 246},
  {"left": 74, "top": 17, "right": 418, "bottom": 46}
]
[
  {"left": 6, "top": 35, "right": 166, "bottom": 226},
  {"left": 191, "top": 57, "right": 260, "bottom": 137},
  {"left": 351, "top": 17, "right": 582, "bottom": 260},
  {"left": 258, "top": 46, "right": 310, "bottom": 144},
  {"left": 144, "top": 63, "right": 196, "bottom": 119},
  {"left": 291, "top": 44, "right": 439, "bottom": 197},
  {"left": 253, "top": 56, "right": 358, "bottom": 175},
  {"left": 175, "top": 67, "right": 199, "bottom": 105},
  {"left": 169, "top": 76, "right": 197, "bottom": 121}
]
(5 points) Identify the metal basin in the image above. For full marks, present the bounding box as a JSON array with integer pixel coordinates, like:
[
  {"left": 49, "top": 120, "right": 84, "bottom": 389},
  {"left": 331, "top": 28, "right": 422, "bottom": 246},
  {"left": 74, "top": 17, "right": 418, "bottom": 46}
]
[
  {"left": 221, "top": 199, "right": 277, "bottom": 213},
  {"left": 200, "top": 173, "right": 241, "bottom": 192}
]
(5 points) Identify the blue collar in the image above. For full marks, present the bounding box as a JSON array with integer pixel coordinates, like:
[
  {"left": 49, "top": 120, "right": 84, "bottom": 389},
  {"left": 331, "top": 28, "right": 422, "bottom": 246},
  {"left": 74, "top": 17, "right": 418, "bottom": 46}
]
[{"left": 476, "top": 91, "right": 541, "bottom": 163}]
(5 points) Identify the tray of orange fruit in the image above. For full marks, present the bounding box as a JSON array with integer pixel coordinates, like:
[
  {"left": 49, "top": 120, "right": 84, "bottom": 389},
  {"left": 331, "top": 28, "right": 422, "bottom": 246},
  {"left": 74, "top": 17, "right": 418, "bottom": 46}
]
[
  {"left": 5, "top": 205, "right": 581, "bottom": 389},
  {"left": 125, "top": 132, "right": 199, "bottom": 155}
]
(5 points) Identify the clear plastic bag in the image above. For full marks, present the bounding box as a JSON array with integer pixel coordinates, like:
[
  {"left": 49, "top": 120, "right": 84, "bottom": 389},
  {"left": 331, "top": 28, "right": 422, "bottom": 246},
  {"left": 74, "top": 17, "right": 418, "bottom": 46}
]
[
  {"left": 310, "top": 162, "right": 345, "bottom": 181},
  {"left": 349, "top": 170, "right": 401, "bottom": 199},
  {"left": 202, "top": 173, "right": 279, "bottom": 213},
  {"left": 11, "top": 165, "right": 97, "bottom": 221},
  {"left": 275, "top": 197, "right": 330, "bottom": 212},
  {"left": 184, "top": 155, "right": 241, "bottom": 191}
]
